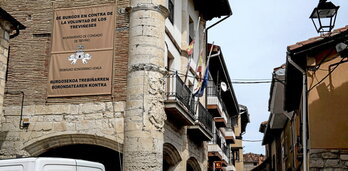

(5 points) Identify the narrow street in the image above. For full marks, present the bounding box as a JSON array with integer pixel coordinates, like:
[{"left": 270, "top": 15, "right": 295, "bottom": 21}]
[{"left": 0, "top": 0, "right": 348, "bottom": 171}]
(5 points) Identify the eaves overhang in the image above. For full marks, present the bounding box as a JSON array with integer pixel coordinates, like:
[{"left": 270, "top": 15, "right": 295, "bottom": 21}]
[
  {"left": 268, "top": 66, "right": 288, "bottom": 128},
  {"left": 208, "top": 44, "right": 239, "bottom": 117},
  {"left": 239, "top": 105, "right": 250, "bottom": 134},
  {"left": 261, "top": 121, "right": 282, "bottom": 145},
  {"left": 0, "top": 8, "right": 26, "bottom": 30},
  {"left": 268, "top": 66, "right": 285, "bottom": 113},
  {"left": 284, "top": 26, "right": 348, "bottom": 112},
  {"left": 193, "top": 0, "right": 232, "bottom": 21}
]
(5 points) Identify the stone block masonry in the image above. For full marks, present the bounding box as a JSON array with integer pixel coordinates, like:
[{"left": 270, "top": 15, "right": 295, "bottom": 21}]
[
  {"left": 310, "top": 149, "right": 348, "bottom": 170},
  {"left": 164, "top": 121, "right": 208, "bottom": 170},
  {"left": 0, "top": 0, "right": 130, "bottom": 161},
  {"left": 1, "top": 0, "right": 129, "bottom": 105},
  {"left": 0, "top": 17, "right": 13, "bottom": 128},
  {"left": 1, "top": 1, "right": 209, "bottom": 170},
  {"left": 0, "top": 102, "right": 125, "bottom": 158},
  {"left": 123, "top": 0, "right": 168, "bottom": 169}
]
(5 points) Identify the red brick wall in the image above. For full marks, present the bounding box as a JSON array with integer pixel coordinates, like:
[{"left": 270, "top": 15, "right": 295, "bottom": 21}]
[{"left": 1, "top": 0, "right": 130, "bottom": 106}]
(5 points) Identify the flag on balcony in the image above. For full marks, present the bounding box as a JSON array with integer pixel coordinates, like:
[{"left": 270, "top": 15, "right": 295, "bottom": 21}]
[
  {"left": 192, "top": 50, "right": 204, "bottom": 92},
  {"left": 184, "top": 40, "right": 195, "bottom": 83},
  {"left": 186, "top": 40, "right": 195, "bottom": 56},
  {"left": 194, "top": 64, "right": 209, "bottom": 97},
  {"left": 196, "top": 49, "right": 204, "bottom": 80}
]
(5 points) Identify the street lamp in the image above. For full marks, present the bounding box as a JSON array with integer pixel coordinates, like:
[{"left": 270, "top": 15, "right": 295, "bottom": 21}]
[{"left": 309, "top": 0, "right": 339, "bottom": 33}]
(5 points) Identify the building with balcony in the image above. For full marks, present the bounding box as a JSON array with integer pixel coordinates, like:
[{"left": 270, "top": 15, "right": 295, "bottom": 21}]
[
  {"left": 203, "top": 44, "right": 249, "bottom": 171},
  {"left": 232, "top": 105, "right": 250, "bottom": 171},
  {"left": 258, "top": 26, "right": 348, "bottom": 171},
  {"left": 0, "top": 0, "right": 241, "bottom": 171},
  {"left": 257, "top": 65, "right": 290, "bottom": 171}
]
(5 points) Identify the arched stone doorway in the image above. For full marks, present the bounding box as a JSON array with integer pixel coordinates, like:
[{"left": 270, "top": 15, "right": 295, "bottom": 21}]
[
  {"left": 163, "top": 143, "right": 182, "bottom": 171},
  {"left": 24, "top": 134, "right": 122, "bottom": 171},
  {"left": 39, "top": 144, "right": 122, "bottom": 171},
  {"left": 186, "top": 157, "right": 201, "bottom": 171}
]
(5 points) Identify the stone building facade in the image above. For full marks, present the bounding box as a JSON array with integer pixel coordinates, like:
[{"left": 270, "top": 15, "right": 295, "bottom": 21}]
[
  {"left": 232, "top": 105, "right": 249, "bottom": 171},
  {"left": 0, "top": 0, "right": 235, "bottom": 170},
  {"left": 0, "top": 6, "right": 26, "bottom": 153}
]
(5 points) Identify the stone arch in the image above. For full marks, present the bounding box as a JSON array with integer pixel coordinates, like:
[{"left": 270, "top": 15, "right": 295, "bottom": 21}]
[
  {"left": 24, "top": 134, "right": 122, "bottom": 156},
  {"left": 163, "top": 143, "right": 182, "bottom": 171},
  {"left": 186, "top": 157, "right": 201, "bottom": 171}
]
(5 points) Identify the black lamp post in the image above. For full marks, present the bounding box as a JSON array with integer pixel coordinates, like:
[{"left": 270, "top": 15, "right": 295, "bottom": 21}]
[{"left": 309, "top": 0, "right": 339, "bottom": 33}]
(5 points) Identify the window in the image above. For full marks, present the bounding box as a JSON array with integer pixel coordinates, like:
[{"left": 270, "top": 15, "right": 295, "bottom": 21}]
[
  {"left": 231, "top": 149, "right": 240, "bottom": 166},
  {"left": 167, "top": 52, "right": 174, "bottom": 71},
  {"left": 168, "top": 0, "right": 174, "bottom": 23},
  {"left": 189, "top": 16, "right": 194, "bottom": 43}
]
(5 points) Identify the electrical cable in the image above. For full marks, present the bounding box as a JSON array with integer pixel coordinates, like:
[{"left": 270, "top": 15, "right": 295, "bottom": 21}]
[
  {"left": 308, "top": 57, "right": 345, "bottom": 92},
  {"left": 166, "top": 68, "right": 272, "bottom": 84},
  {"left": 242, "top": 140, "right": 263, "bottom": 142},
  {"left": 233, "top": 78, "right": 271, "bottom": 81},
  {"left": 313, "top": 47, "right": 335, "bottom": 71},
  {"left": 232, "top": 81, "right": 272, "bottom": 84}
]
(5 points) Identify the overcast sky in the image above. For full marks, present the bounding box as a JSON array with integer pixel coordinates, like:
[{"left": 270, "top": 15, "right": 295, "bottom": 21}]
[{"left": 208, "top": 0, "right": 348, "bottom": 154}]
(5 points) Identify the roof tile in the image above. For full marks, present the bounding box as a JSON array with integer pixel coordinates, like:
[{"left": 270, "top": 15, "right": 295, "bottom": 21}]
[
  {"left": 243, "top": 153, "right": 265, "bottom": 163},
  {"left": 287, "top": 25, "right": 348, "bottom": 51}
]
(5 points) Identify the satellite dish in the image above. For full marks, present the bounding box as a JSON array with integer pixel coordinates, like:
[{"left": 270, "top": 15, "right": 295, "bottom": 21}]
[{"left": 220, "top": 82, "right": 228, "bottom": 92}]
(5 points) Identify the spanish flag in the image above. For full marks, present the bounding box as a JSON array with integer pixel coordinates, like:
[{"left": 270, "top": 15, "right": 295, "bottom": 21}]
[
  {"left": 196, "top": 49, "right": 204, "bottom": 80},
  {"left": 187, "top": 40, "right": 195, "bottom": 56},
  {"left": 194, "top": 64, "right": 209, "bottom": 97}
]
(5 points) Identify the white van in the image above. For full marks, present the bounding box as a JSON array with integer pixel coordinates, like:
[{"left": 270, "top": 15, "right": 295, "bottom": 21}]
[{"left": 0, "top": 157, "right": 105, "bottom": 171}]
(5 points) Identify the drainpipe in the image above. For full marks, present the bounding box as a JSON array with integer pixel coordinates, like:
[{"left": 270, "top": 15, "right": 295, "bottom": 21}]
[
  {"left": 203, "top": 14, "right": 230, "bottom": 114},
  {"left": 287, "top": 53, "right": 308, "bottom": 171},
  {"left": 208, "top": 49, "right": 221, "bottom": 59},
  {"left": 206, "top": 15, "right": 231, "bottom": 31},
  {"left": 5, "top": 91, "right": 25, "bottom": 129},
  {"left": 205, "top": 15, "right": 231, "bottom": 51},
  {"left": 9, "top": 25, "right": 20, "bottom": 39}
]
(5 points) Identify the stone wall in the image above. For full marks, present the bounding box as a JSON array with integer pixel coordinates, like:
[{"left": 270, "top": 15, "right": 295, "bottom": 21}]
[
  {"left": 232, "top": 115, "right": 244, "bottom": 171},
  {"left": 0, "top": 15, "right": 13, "bottom": 128},
  {"left": 0, "top": 102, "right": 125, "bottom": 157},
  {"left": 164, "top": 121, "right": 208, "bottom": 170},
  {"left": 0, "top": 0, "right": 129, "bottom": 159},
  {"left": 1, "top": 0, "right": 129, "bottom": 105},
  {"left": 309, "top": 149, "right": 348, "bottom": 170},
  {"left": 1, "top": 1, "right": 208, "bottom": 170}
]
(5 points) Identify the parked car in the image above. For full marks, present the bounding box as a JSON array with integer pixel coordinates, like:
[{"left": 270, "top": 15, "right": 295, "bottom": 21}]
[{"left": 0, "top": 157, "right": 105, "bottom": 171}]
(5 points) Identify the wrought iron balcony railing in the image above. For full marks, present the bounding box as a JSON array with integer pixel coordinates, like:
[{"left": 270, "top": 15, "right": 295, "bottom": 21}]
[
  {"left": 166, "top": 73, "right": 196, "bottom": 116},
  {"left": 213, "top": 128, "right": 222, "bottom": 147},
  {"left": 197, "top": 102, "right": 213, "bottom": 133},
  {"left": 166, "top": 73, "right": 213, "bottom": 135},
  {"left": 207, "top": 82, "right": 229, "bottom": 117},
  {"left": 222, "top": 144, "right": 229, "bottom": 157}
]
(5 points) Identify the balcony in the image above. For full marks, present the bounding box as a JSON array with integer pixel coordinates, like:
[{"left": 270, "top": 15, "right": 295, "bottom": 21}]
[
  {"left": 207, "top": 82, "right": 228, "bottom": 128},
  {"left": 208, "top": 128, "right": 229, "bottom": 166},
  {"left": 269, "top": 70, "right": 288, "bottom": 129},
  {"left": 165, "top": 74, "right": 196, "bottom": 126},
  {"left": 165, "top": 73, "right": 213, "bottom": 141},
  {"left": 221, "top": 127, "right": 236, "bottom": 144},
  {"left": 187, "top": 102, "right": 213, "bottom": 141}
]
